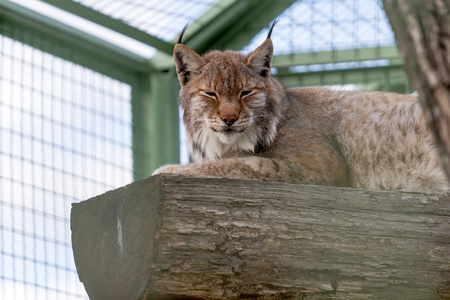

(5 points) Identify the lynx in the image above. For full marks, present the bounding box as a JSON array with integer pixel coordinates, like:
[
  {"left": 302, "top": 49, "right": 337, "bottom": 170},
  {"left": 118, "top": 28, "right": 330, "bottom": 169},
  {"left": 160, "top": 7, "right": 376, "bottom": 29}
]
[{"left": 153, "top": 23, "right": 449, "bottom": 193}]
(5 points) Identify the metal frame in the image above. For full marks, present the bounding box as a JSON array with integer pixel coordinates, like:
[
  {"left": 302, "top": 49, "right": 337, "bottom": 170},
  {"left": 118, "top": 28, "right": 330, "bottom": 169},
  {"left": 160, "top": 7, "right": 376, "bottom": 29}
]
[
  {"left": 278, "top": 65, "right": 409, "bottom": 92},
  {"left": 273, "top": 46, "right": 408, "bottom": 91},
  {"left": 0, "top": 0, "right": 409, "bottom": 180},
  {"left": 273, "top": 46, "right": 401, "bottom": 68},
  {"left": 40, "top": 0, "right": 174, "bottom": 56},
  {"left": 182, "top": 0, "right": 297, "bottom": 52},
  {"left": 131, "top": 73, "right": 180, "bottom": 180},
  {"left": 0, "top": 0, "right": 149, "bottom": 79}
]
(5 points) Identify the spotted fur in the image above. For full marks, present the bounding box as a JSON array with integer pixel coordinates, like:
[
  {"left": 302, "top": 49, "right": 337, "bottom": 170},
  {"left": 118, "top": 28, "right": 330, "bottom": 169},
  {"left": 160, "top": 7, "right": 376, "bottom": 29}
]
[{"left": 153, "top": 30, "right": 449, "bottom": 193}]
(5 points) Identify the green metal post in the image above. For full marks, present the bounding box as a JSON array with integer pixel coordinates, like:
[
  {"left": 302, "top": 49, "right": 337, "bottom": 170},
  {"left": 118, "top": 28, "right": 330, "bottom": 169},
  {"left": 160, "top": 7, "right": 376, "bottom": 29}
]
[{"left": 132, "top": 72, "right": 180, "bottom": 180}]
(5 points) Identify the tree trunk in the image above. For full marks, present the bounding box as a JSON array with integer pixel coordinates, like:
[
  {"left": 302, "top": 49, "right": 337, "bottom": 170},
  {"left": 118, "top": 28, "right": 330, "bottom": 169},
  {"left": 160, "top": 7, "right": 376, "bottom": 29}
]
[{"left": 382, "top": 0, "right": 450, "bottom": 181}]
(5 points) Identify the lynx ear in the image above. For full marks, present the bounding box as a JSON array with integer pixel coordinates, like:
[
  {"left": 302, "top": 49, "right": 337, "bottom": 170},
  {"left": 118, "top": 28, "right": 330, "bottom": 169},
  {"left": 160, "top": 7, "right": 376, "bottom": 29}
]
[
  {"left": 247, "top": 20, "right": 277, "bottom": 77},
  {"left": 247, "top": 39, "right": 273, "bottom": 77},
  {"left": 174, "top": 44, "right": 206, "bottom": 86}
]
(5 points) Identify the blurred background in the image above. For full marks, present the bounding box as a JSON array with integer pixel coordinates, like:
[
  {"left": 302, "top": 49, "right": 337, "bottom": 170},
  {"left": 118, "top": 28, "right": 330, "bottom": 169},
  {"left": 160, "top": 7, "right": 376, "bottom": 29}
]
[{"left": 0, "top": 0, "right": 409, "bottom": 299}]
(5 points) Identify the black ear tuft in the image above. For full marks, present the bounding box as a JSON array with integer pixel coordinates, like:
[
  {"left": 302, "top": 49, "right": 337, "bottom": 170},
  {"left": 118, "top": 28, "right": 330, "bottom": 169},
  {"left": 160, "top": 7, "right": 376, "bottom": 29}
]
[
  {"left": 267, "top": 19, "right": 278, "bottom": 40},
  {"left": 178, "top": 23, "right": 189, "bottom": 44}
]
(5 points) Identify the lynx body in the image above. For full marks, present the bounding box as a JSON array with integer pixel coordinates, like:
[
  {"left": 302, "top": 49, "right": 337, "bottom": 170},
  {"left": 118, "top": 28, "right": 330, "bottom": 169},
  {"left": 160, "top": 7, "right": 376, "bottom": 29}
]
[{"left": 153, "top": 27, "right": 448, "bottom": 193}]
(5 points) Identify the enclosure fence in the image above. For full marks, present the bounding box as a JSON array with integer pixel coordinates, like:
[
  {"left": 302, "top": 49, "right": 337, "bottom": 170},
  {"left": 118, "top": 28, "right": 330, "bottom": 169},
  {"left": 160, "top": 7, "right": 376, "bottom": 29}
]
[
  {"left": 0, "top": 0, "right": 411, "bottom": 299},
  {"left": 0, "top": 22, "right": 134, "bottom": 299}
]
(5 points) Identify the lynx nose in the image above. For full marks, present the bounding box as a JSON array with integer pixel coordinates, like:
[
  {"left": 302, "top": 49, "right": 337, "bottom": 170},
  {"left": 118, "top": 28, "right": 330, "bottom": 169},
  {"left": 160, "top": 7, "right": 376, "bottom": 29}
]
[{"left": 222, "top": 114, "right": 237, "bottom": 126}]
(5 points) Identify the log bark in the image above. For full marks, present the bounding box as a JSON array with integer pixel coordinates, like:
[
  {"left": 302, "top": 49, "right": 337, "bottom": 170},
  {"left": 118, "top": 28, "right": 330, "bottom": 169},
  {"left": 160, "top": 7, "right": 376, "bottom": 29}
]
[
  {"left": 382, "top": 0, "right": 450, "bottom": 180},
  {"left": 71, "top": 174, "right": 450, "bottom": 299}
]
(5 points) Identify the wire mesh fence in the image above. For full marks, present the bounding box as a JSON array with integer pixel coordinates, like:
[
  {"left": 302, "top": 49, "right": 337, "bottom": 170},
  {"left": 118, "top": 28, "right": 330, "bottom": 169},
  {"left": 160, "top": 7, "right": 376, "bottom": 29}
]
[
  {"left": 71, "top": 0, "right": 223, "bottom": 42},
  {"left": 0, "top": 0, "right": 411, "bottom": 299},
  {"left": 71, "top": 0, "right": 395, "bottom": 55},
  {"left": 0, "top": 22, "right": 134, "bottom": 299},
  {"left": 241, "top": 0, "right": 409, "bottom": 92},
  {"left": 244, "top": 0, "right": 395, "bottom": 55}
]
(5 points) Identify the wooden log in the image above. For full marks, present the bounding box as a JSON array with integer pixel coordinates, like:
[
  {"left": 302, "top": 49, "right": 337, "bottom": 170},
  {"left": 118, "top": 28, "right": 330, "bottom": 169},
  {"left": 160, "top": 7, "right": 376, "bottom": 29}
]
[{"left": 71, "top": 174, "right": 450, "bottom": 299}]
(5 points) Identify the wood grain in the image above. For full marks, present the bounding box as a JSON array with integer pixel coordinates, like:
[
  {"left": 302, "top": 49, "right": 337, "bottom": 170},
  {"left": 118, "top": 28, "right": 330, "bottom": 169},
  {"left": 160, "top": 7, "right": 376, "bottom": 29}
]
[{"left": 71, "top": 174, "right": 450, "bottom": 299}]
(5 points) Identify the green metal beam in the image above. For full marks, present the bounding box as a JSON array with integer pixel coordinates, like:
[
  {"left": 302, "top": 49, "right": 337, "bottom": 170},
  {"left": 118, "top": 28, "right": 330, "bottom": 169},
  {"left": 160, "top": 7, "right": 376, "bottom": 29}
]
[
  {"left": 132, "top": 72, "right": 180, "bottom": 180},
  {"left": 146, "top": 0, "right": 295, "bottom": 70},
  {"left": 0, "top": 0, "right": 151, "bottom": 81},
  {"left": 146, "top": 0, "right": 240, "bottom": 71},
  {"left": 182, "top": 0, "right": 248, "bottom": 52},
  {"left": 273, "top": 46, "right": 402, "bottom": 68},
  {"left": 277, "top": 65, "right": 411, "bottom": 93},
  {"left": 183, "top": 0, "right": 237, "bottom": 39},
  {"left": 40, "top": 0, "right": 174, "bottom": 56},
  {"left": 211, "top": 0, "right": 297, "bottom": 51},
  {"left": 146, "top": 0, "right": 246, "bottom": 71},
  {"left": 148, "top": 0, "right": 296, "bottom": 71},
  {"left": 181, "top": 0, "right": 296, "bottom": 53}
]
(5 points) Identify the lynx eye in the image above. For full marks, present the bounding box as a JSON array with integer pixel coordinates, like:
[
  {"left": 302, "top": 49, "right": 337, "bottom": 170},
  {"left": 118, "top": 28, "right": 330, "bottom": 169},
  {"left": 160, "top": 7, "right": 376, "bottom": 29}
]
[
  {"left": 240, "top": 90, "right": 252, "bottom": 97},
  {"left": 204, "top": 91, "right": 216, "bottom": 98}
]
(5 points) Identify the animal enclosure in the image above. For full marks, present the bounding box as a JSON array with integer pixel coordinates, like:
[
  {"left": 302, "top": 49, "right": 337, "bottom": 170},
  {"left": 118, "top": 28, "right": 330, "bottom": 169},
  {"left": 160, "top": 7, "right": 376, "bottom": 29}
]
[{"left": 0, "top": 0, "right": 436, "bottom": 299}]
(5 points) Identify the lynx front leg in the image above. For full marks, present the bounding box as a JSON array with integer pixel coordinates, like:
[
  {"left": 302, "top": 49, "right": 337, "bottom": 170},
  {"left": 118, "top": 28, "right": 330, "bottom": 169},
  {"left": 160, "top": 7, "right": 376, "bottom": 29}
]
[
  {"left": 153, "top": 157, "right": 291, "bottom": 182},
  {"left": 153, "top": 155, "right": 346, "bottom": 186}
]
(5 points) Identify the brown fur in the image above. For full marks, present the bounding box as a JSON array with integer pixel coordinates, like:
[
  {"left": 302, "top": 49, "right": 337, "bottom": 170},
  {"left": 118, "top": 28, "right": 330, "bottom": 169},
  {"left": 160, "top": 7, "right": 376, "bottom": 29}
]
[{"left": 153, "top": 36, "right": 449, "bottom": 193}]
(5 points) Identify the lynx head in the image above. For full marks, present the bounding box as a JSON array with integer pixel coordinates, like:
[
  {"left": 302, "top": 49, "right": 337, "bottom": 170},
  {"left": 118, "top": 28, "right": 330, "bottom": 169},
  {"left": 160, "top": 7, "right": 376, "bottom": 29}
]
[{"left": 174, "top": 21, "right": 286, "bottom": 161}]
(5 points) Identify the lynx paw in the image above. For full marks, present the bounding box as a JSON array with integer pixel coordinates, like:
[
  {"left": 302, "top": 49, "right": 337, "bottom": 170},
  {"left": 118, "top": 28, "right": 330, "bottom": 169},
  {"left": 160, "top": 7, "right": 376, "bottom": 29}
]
[{"left": 152, "top": 164, "right": 196, "bottom": 176}]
